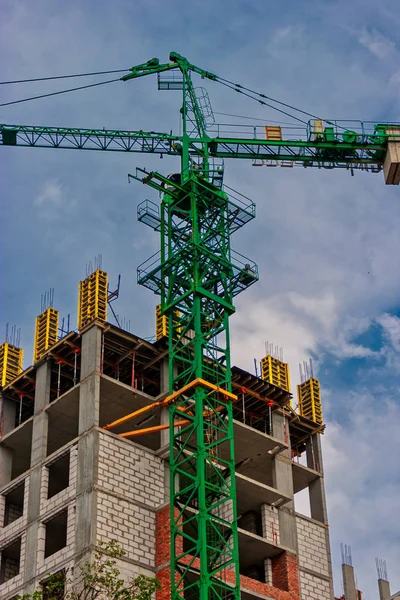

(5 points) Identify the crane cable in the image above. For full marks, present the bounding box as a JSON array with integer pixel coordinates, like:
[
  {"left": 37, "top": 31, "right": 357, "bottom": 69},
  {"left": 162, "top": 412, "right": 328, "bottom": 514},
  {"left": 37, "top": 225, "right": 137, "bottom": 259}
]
[
  {"left": 215, "top": 79, "right": 309, "bottom": 125},
  {"left": 0, "top": 69, "right": 131, "bottom": 85},
  {"left": 0, "top": 77, "right": 121, "bottom": 107},
  {"left": 0, "top": 65, "right": 329, "bottom": 129},
  {"left": 215, "top": 75, "right": 327, "bottom": 125}
]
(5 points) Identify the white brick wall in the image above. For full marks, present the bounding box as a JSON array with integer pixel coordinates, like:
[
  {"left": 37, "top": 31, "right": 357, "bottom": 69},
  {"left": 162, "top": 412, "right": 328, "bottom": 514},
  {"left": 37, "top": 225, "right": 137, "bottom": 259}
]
[
  {"left": 96, "top": 431, "right": 165, "bottom": 570},
  {"left": 97, "top": 431, "right": 164, "bottom": 508},
  {"left": 264, "top": 557, "right": 273, "bottom": 585},
  {"left": 0, "top": 476, "right": 29, "bottom": 543},
  {"left": 40, "top": 445, "right": 77, "bottom": 516},
  {"left": 36, "top": 503, "right": 76, "bottom": 575},
  {"left": 296, "top": 514, "right": 329, "bottom": 577},
  {"left": 97, "top": 490, "right": 155, "bottom": 566},
  {"left": 0, "top": 532, "right": 26, "bottom": 598},
  {"left": 261, "top": 503, "right": 280, "bottom": 545},
  {"left": 300, "top": 570, "right": 331, "bottom": 600}
]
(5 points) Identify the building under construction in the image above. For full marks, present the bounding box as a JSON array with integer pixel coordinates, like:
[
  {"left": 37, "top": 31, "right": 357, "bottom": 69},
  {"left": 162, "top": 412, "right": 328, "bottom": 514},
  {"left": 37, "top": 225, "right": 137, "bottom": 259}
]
[
  {"left": 1, "top": 52, "right": 400, "bottom": 600},
  {"left": 0, "top": 268, "right": 336, "bottom": 600}
]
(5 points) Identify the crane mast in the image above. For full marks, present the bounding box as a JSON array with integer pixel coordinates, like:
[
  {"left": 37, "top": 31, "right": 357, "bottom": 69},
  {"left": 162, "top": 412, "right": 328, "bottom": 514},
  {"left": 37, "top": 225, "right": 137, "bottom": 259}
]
[
  {"left": 1, "top": 52, "right": 400, "bottom": 600},
  {"left": 125, "top": 52, "right": 252, "bottom": 600}
]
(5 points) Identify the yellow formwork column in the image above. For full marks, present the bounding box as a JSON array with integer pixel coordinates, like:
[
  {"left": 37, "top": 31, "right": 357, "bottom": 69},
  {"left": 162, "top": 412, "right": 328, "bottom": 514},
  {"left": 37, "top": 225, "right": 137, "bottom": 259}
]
[
  {"left": 33, "top": 307, "right": 59, "bottom": 363},
  {"left": 297, "top": 377, "right": 323, "bottom": 425},
  {"left": 78, "top": 269, "right": 108, "bottom": 329},
  {"left": 0, "top": 342, "right": 24, "bottom": 387},
  {"left": 261, "top": 354, "right": 290, "bottom": 392},
  {"left": 155, "top": 304, "right": 181, "bottom": 341}
]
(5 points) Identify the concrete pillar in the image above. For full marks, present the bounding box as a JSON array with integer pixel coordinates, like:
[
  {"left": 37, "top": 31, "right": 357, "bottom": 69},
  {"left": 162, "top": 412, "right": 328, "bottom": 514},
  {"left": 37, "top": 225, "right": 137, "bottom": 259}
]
[
  {"left": 0, "top": 446, "right": 13, "bottom": 487},
  {"left": 342, "top": 563, "right": 357, "bottom": 600},
  {"left": 2, "top": 396, "right": 17, "bottom": 435},
  {"left": 160, "top": 359, "right": 169, "bottom": 447},
  {"left": 160, "top": 358, "right": 169, "bottom": 394},
  {"left": 78, "top": 326, "right": 102, "bottom": 433},
  {"left": 34, "top": 361, "right": 52, "bottom": 412},
  {"left": 306, "top": 434, "right": 328, "bottom": 523},
  {"left": 160, "top": 359, "right": 171, "bottom": 500},
  {"left": 306, "top": 433, "right": 335, "bottom": 599},
  {"left": 74, "top": 325, "right": 102, "bottom": 564},
  {"left": 272, "top": 410, "right": 297, "bottom": 551},
  {"left": 75, "top": 429, "right": 99, "bottom": 557},
  {"left": 24, "top": 361, "right": 51, "bottom": 584},
  {"left": 378, "top": 579, "right": 391, "bottom": 600}
]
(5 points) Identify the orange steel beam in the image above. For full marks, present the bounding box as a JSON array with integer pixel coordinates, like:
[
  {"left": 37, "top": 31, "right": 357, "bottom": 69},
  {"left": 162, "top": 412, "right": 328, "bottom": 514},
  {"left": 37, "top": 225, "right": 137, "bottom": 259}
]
[
  {"left": 165, "top": 377, "right": 237, "bottom": 404},
  {"left": 119, "top": 418, "right": 188, "bottom": 438},
  {"left": 103, "top": 398, "right": 165, "bottom": 430},
  {"left": 104, "top": 377, "right": 237, "bottom": 431},
  {"left": 119, "top": 391, "right": 239, "bottom": 440}
]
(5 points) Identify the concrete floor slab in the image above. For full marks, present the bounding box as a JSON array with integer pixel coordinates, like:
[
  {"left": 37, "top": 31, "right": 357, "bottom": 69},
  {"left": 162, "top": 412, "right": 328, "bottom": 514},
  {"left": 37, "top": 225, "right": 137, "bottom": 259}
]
[
  {"left": 46, "top": 386, "right": 79, "bottom": 456},
  {"left": 238, "top": 527, "right": 284, "bottom": 567},
  {"left": 100, "top": 375, "right": 162, "bottom": 450},
  {"left": 1, "top": 418, "right": 33, "bottom": 482},
  {"left": 292, "top": 461, "right": 320, "bottom": 494},
  {"left": 235, "top": 473, "right": 291, "bottom": 517}
]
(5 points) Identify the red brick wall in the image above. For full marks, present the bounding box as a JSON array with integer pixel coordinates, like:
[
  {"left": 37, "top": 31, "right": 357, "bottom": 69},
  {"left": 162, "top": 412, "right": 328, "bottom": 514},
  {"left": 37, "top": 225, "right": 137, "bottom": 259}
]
[{"left": 155, "top": 504, "right": 300, "bottom": 600}]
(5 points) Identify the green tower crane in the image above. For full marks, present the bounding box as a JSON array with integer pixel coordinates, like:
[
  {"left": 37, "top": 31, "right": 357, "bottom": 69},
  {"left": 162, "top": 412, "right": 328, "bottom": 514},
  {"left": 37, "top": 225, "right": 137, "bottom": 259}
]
[{"left": 1, "top": 52, "right": 399, "bottom": 600}]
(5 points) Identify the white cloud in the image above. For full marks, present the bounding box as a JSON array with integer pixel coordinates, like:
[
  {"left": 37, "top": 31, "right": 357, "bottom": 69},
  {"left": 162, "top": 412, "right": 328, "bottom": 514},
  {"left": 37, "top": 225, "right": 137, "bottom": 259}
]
[
  {"left": 377, "top": 313, "right": 400, "bottom": 352},
  {"left": 34, "top": 179, "right": 63, "bottom": 208},
  {"left": 324, "top": 390, "right": 400, "bottom": 597},
  {"left": 357, "top": 28, "right": 396, "bottom": 59}
]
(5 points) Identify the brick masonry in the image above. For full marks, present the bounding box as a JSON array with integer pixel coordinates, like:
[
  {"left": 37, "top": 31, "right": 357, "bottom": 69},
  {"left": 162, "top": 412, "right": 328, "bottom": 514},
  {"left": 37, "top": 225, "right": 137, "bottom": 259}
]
[
  {"left": 155, "top": 503, "right": 300, "bottom": 600},
  {"left": 97, "top": 431, "right": 164, "bottom": 509},
  {"left": 96, "top": 430, "right": 164, "bottom": 569},
  {"left": 296, "top": 513, "right": 331, "bottom": 600},
  {"left": 261, "top": 502, "right": 280, "bottom": 546},
  {"left": 300, "top": 570, "right": 332, "bottom": 600}
]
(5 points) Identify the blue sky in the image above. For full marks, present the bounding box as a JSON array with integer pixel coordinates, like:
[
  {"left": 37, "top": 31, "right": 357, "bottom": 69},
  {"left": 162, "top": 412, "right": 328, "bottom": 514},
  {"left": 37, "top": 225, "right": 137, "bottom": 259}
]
[{"left": 1, "top": 1, "right": 400, "bottom": 596}]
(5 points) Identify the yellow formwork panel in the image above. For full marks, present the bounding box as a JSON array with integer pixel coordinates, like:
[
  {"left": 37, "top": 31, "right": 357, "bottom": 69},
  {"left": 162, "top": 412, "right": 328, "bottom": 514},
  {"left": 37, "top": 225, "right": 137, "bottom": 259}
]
[
  {"left": 261, "top": 355, "right": 291, "bottom": 392},
  {"left": 0, "top": 342, "right": 24, "bottom": 387},
  {"left": 297, "top": 377, "right": 323, "bottom": 425},
  {"left": 33, "top": 307, "right": 59, "bottom": 363},
  {"left": 155, "top": 304, "right": 181, "bottom": 341},
  {"left": 78, "top": 269, "right": 108, "bottom": 329},
  {"left": 265, "top": 125, "right": 282, "bottom": 141}
]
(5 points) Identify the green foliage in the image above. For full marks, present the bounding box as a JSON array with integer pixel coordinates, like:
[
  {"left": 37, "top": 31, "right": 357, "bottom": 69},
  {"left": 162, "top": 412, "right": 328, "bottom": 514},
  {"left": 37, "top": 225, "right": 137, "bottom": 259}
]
[{"left": 14, "top": 541, "right": 161, "bottom": 600}]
